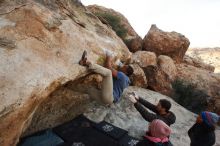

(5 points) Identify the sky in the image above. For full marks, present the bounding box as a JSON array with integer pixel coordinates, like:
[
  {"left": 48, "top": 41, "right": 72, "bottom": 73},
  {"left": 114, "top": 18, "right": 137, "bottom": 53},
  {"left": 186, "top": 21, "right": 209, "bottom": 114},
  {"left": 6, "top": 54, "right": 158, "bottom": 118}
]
[{"left": 81, "top": 0, "right": 220, "bottom": 48}]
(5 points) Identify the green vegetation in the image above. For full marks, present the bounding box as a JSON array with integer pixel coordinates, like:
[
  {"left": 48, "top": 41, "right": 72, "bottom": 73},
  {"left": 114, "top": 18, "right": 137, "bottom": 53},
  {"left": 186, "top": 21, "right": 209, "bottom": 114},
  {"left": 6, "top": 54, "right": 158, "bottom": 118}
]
[
  {"left": 172, "top": 79, "right": 208, "bottom": 114},
  {"left": 97, "top": 56, "right": 105, "bottom": 66},
  {"left": 95, "top": 12, "right": 127, "bottom": 40}
]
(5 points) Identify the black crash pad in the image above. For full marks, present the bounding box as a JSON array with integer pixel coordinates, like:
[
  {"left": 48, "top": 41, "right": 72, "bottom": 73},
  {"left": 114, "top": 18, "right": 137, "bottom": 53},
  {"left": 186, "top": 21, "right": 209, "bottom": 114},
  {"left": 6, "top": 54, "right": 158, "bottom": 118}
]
[
  {"left": 18, "top": 129, "right": 64, "bottom": 146},
  {"left": 118, "top": 135, "right": 140, "bottom": 146},
  {"left": 18, "top": 115, "right": 140, "bottom": 146},
  {"left": 94, "top": 121, "right": 128, "bottom": 140},
  {"left": 53, "top": 115, "right": 118, "bottom": 146},
  {"left": 53, "top": 115, "right": 95, "bottom": 141},
  {"left": 56, "top": 126, "right": 118, "bottom": 146}
]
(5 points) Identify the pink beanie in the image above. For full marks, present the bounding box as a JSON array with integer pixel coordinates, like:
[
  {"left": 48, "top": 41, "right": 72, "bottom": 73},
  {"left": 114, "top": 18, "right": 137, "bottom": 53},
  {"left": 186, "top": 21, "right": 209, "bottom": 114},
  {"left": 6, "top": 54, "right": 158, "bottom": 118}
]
[{"left": 149, "top": 119, "right": 172, "bottom": 138}]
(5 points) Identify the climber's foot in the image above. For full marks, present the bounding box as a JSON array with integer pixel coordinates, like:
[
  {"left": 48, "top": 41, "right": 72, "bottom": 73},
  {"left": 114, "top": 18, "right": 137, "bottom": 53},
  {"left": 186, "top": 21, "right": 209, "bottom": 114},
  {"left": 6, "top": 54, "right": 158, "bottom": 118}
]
[{"left": 79, "top": 50, "right": 87, "bottom": 66}]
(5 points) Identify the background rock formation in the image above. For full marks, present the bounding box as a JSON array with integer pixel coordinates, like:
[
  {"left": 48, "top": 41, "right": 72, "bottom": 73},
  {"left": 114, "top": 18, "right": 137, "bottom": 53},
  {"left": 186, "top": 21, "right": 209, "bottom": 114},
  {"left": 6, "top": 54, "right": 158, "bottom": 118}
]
[
  {"left": 143, "top": 65, "right": 173, "bottom": 96},
  {"left": 183, "top": 55, "right": 215, "bottom": 72},
  {"left": 157, "top": 55, "right": 177, "bottom": 81},
  {"left": 143, "top": 24, "right": 190, "bottom": 62},
  {"left": 87, "top": 5, "right": 142, "bottom": 52},
  {"left": 130, "top": 51, "right": 157, "bottom": 68},
  {"left": 129, "top": 64, "right": 147, "bottom": 88},
  {"left": 183, "top": 48, "right": 220, "bottom": 113},
  {"left": 125, "top": 36, "right": 143, "bottom": 53},
  {"left": 130, "top": 51, "right": 176, "bottom": 96},
  {"left": 186, "top": 47, "right": 220, "bottom": 73},
  {"left": 176, "top": 64, "right": 220, "bottom": 113},
  {"left": 0, "top": 0, "right": 131, "bottom": 145}
]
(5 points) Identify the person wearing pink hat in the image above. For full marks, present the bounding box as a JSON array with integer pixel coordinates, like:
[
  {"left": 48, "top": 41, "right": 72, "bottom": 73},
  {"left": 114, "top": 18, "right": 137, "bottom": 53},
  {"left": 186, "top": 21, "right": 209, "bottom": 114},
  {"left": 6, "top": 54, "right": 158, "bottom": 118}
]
[
  {"left": 188, "top": 111, "right": 220, "bottom": 146},
  {"left": 137, "top": 119, "right": 173, "bottom": 146}
]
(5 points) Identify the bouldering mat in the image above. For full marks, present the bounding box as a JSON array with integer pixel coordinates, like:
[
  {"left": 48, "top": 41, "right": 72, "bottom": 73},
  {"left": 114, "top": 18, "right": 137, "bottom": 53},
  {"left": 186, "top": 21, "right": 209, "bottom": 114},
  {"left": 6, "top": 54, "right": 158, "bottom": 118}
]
[
  {"left": 118, "top": 135, "right": 140, "bottom": 146},
  {"left": 94, "top": 121, "right": 128, "bottom": 140},
  {"left": 18, "top": 129, "right": 64, "bottom": 146},
  {"left": 53, "top": 115, "right": 118, "bottom": 146},
  {"left": 18, "top": 114, "right": 140, "bottom": 146}
]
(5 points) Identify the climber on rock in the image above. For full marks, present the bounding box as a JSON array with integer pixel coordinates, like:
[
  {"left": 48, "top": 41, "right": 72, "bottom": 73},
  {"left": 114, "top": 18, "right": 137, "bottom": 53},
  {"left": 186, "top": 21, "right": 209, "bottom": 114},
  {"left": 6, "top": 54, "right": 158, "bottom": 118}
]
[
  {"left": 128, "top": 92, "right": 176, "bottom": 126},
  {"left": 78, "top": 50, "right": 134, "bottom": 104}
]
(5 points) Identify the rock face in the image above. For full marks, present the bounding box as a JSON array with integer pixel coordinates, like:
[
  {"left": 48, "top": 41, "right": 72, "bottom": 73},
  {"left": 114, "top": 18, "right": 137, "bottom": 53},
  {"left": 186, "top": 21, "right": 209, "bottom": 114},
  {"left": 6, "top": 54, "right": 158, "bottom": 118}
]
[
  {"left": 0, "top": 0, "right": 131, "bottom": 145},
  {"left": 87, "top": 5, "right": 142, "bottom": 52},
  {"left": 125, "top": 36, "right": 143, "bottom": 53},
  {"left": 84, "top": 86, "right": 199, "bottom": 146},
  {"left": 158, "top": 55, "right": 177, "bottom": 81},
  {"left": 143, "top": 24, "right": 190, "bottom": 62},
  {"left": 129, "top": 64, "right": 147, "bottom": 88},
  {"left": 130, "top": 52, "right": 176, "bottom": 96},
  {"left": 143, "top": 65, "right": 173, "bottom": 96},
  {"left": 23, "top": 86, "right": 90, "bottom": 136},
  {"left": 183, "top": 55, "right": 215, "bottom": 72},
  {"left": 176, "top": 64, "right": 220, "bottom": 113},
  {"left": 130, "top": 51, "right": 157, "bottom": 68},
  {"left": 186, "top": 47, "right": 220, "bottom": 73}
]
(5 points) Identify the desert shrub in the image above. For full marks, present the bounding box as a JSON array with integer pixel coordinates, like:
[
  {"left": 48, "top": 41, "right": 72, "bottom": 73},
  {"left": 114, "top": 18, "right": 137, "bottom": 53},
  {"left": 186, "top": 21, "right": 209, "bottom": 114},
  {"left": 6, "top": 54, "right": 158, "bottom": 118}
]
[
  {"left": 95, "top": 12, "right": 127, "bottom": 40},
  {"left": 172, "top": 79, "right": 208, "bottom": 114}
]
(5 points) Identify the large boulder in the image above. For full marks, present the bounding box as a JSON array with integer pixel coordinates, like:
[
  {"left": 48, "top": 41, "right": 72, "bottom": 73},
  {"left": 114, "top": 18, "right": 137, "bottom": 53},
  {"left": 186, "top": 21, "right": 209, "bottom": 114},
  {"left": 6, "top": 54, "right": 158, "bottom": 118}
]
[
  {"left": 0, "top": 0, "right": 131, "bottom": 145},
  {"left": 143, "top": 24, "right": 190, "bottom": 62},
  {"left": 176, "top": 64, "right": 220, "bottom": 113},
  {"left": 143, "top": 65, "right": 173, "bottom": 96},
  {"left": 87, "top": 5, "right": 142, "bottom": 52},
  {"left": 84, "top": 86, "right": 200, "bottom": 146},
  {"left": 158, "top": 55, "right": 177, "bottom": 81},
  {"left": 130, "top": 51, "right": 157, "bottom": 68},
  {"left": 125, "top": 36, "right": 143, "bottom": 53},
  {"left": 140, "top": 55, "right": 176, "bottom": 96},
  {"left": 130, "top": 52, "right": 176, "bottom": 94},
  {"left": 129, "top": 64, "right": 147, "bottom": 88}
]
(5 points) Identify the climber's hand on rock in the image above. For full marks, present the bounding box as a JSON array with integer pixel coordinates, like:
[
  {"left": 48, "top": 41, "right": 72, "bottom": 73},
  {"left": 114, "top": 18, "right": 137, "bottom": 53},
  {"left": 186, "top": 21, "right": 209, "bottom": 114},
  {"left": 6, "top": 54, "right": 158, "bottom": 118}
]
[
  {"left": 130, "top": 92, "right": 139, "bottom": 100},
  {"left": 128, "top": 94, "right": 137, "bottom": 103}
]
